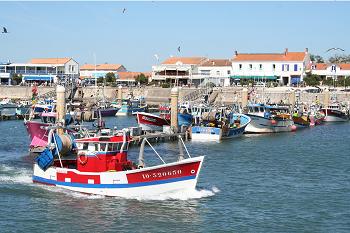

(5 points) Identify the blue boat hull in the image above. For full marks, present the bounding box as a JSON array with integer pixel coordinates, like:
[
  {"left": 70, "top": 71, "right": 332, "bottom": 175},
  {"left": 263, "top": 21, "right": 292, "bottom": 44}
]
[
  {"left": 178, "top": 113, "right": 193, "bottom": 127},
  {"left": 191, "top": 114, "right": 251, "bottom": 140}
]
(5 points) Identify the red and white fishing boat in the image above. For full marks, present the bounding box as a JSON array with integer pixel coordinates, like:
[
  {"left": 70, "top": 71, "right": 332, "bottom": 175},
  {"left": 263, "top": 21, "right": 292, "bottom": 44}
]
[
  {"left": 33, "top": 129, "right": 204, "bottom": 197},
  {"left": 320, "top": 104, "right": 350, "bottom": 122},
  {"left": 134, "top": 112, "right": 169, "bottom": 131}
]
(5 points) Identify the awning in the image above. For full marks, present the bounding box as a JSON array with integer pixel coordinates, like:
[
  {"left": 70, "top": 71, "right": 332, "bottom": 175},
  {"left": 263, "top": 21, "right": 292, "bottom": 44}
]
[
  {"left": 23, "top": 76, "right": 53, "bottom": 81},
  {"left": 230, "top": 75, "right": 277, "bottom": 80}
]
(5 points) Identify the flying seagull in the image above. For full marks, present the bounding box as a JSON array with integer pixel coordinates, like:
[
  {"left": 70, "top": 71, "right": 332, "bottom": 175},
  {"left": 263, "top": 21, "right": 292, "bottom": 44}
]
[
  {"left": 2, "top": 27, "right": 8, "bottom": 33},
  {"left": 326, "top": 47, "right": 345, "bottom": 52},
  {"left": 177, "top": 46, "right": 181, "bottom": 53},
  {"left": 122, "top": 8, "right": 126, "bottom": 13}
]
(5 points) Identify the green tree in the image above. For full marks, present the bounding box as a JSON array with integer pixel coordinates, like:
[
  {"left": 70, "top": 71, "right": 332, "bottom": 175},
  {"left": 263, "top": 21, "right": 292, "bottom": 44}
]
[
  {"left": 303, "top": 73, "right": 321, "bottom": 86},
  {"left": 323, "top": 77, "right": 334, "bottom": 86},
  {"left": 105, "top": 72, "right": 116, "bottom": 83},
  {"left": 12, "top": 73, "right": 22, "bottom": 85},
  {"left": 335, "top": 76, "right": 350, "bottom": 88},
  {"left": 310, "top": 54, "right": 324, "bottom": 63},
  {"left": 135, "top": 73, "right": 148, "bottom": 85},
  {"left": 97, "top": 76, "right": 104, "bottom": 84}
]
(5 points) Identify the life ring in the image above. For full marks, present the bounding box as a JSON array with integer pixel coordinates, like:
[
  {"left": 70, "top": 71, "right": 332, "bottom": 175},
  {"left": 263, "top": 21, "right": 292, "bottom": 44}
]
[{"left": 78, "top": 152, "right": 88, "bottom": 165}]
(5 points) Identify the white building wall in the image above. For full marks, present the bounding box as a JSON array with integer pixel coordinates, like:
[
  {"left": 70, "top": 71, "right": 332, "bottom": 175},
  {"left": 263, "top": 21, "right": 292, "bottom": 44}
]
[
  {"left": 311, "top": 65, "right": 350, "bottom": 77},
  {"left": 64, "top": 59, "right": 79, "bottom": 75},
  {"left": 232, "top": 61, "right": 305, "bottom": 76},
  {"left": 197, "top": 66, "right": 232, "bottom": 86}
]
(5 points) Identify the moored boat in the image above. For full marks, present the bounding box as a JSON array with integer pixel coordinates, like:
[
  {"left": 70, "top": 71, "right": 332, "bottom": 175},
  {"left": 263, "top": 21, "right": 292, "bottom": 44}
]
[
  {"left": 244, "top": 103, "right": 296, "bottom": 133},
  {"left": 134, "top": 112, "right": 169, "bottom": 131},
  {"left": 191, "top": 111, "right": 251, "bottom": 141},
  {"left": 292, "top": 112, "right": 311, "bottom": 128},
  {"left": 320, "top": 104, "right": 350, "bottom": 122},
  {"left": 116, "top": 97, "right": 147, "bottom": 116}
]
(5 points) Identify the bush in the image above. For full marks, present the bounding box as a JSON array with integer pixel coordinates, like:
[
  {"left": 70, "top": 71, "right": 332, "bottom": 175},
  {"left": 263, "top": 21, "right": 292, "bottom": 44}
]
[
  {"left": 135, "top": 73, "right": 148, "bottom": 85},
  {"left": 303, "top": 73, "right": 321, "bottom": 86},
  {"left": 161, "top": 83, "right": 170, "bottom": 88}
]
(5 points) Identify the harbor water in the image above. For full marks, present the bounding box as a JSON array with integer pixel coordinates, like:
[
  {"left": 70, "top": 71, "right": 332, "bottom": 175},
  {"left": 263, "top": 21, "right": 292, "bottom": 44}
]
[{"left": 0, "top": 117, "right": 349, "bottom": 232}]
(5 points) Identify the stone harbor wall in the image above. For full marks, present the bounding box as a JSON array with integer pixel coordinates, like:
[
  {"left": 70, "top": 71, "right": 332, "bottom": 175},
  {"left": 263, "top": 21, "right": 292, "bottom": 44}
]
[{"left": 1, "top": 85, "right": 350, "bottom": 106}]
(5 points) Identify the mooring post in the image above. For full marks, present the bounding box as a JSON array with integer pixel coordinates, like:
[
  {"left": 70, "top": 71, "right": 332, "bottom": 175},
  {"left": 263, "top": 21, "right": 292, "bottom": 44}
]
[
  {"left": 56, "top": 85, "right": 66, "bottom": 135},
  {"left": 171, "top": 87, "right": 179, "bottom": 133},
  {"left": 323, "top": 89, "right": 330, "bottom": 108},
  {"left": 289, "top": 90, "right": 296, "bottom": 109},
  {"left": 241, "top": 88, "right": 248, "bottom": 111},
  {"left": 118, "top": 85, "right": 123, "bottom": 105}
]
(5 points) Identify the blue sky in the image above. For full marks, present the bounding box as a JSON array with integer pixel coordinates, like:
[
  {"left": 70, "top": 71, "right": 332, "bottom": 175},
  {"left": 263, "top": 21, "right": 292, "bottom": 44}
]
[{"left": 0, "top": 1, "right": 349, "bottom": 71}]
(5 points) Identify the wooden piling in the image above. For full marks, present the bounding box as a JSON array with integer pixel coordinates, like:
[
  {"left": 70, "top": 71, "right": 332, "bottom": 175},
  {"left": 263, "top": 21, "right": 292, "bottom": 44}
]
[
  {"left": 171, "top": 87, "right": 179, "bottom": 133},
  {"left": 56, "top": 85, "right": 66, "bottom": 135}
]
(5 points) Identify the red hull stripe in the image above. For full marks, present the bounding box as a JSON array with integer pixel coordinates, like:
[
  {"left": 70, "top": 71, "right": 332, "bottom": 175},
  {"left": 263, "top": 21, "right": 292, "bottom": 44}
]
[
  {"left": 32, "top": 175, "right": 196, "bottom": 188},
  {"left": 137, "top": 113, "right": 169, "bottom": 126},
  {"left": 127, "top": 161, "right": 200, "bottom": 183},
  {"left": 57, "top": 171, "right": 101, "bottom": 184}
]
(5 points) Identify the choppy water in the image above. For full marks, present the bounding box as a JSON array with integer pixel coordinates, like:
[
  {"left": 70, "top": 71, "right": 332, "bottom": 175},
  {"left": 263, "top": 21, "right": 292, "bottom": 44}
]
[{"left": 0, "top": 117, "right": 349, "bottom": 232}]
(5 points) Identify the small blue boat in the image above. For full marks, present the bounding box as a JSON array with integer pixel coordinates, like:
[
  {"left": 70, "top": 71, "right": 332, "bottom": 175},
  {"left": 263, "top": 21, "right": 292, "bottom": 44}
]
[{"left": 191, "top": 111, "right": 251, "bottom": 141}]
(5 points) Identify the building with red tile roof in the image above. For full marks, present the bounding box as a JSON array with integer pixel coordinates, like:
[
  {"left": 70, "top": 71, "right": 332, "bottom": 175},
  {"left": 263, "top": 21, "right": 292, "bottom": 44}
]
[
  {"left": 117, "top": 72, "right": 150, "bottom": 84},
  {"left": 197, "top": 59, "right": 233, "bottom": 86},
  {"left": 310, "top": 63, "right": 350, "bottom": 78},
  {"left": 231, "top": 48, "right": 310, "bottom": 86},
  {"left": 0, "top": 57, "right": 79, "bottom": 84},
  {"left": 80, "top": 63, "right": 127, "bottom": 83},
  {"left": 152, "top": 56, "right": 208, "bottom": 85}
]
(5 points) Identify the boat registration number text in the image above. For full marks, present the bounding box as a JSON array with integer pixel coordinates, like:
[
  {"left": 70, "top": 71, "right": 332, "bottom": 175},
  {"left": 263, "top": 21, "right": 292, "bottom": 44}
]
[{"left": 141, "top": 170, "right": 182, "bottom": 179}]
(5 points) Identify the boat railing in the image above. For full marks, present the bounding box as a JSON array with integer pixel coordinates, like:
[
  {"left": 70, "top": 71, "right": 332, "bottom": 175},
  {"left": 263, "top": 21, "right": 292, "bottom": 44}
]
[{"left": 138, "top": 135, "right": 191, "bottom": 168}]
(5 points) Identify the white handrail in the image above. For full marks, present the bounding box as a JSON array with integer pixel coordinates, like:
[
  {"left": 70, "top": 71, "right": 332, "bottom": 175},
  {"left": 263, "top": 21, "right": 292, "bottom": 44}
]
[
  {"left": 145, "top": 138, "right": 166, "bottom": 164},
  {"left": 179, "top": 135, "right": 191, "bottom": 158}
]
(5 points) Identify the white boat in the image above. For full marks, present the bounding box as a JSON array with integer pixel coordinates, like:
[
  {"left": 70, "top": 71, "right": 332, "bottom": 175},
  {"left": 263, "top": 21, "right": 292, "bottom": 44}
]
[
  {"left": 134, "top": 112, "right": 169, "bottom": 131},
  {"left": 245, "top": 104, "right": 296, "bottom": 133},
  {"left": 33, "top": 129, "right": 204, "bottom": 197}
]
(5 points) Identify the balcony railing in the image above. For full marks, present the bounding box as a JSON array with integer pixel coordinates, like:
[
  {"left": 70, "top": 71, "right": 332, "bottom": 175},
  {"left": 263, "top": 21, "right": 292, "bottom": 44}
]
[
  {"left": 152, "top": 75, "right": 191, "bottom": 80},
  {"left": 0, "top": 70, "right": 65, "bottom": 75}
]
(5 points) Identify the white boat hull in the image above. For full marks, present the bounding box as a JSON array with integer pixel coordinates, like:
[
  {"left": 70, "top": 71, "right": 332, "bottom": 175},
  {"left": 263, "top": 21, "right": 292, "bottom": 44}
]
[
  {"left": 245, "top": 115, "right": 295, "bottom": 133},
  {"left": 323, "top": 115, "right": 349, "bottom": 122},
  {"left": 33, "top": 156, "right": 204, "bottom": 197},
  {"left": 139, "top": 123, "right": 163, "bottom": 132}
]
